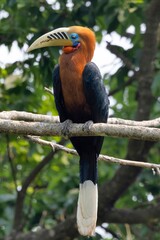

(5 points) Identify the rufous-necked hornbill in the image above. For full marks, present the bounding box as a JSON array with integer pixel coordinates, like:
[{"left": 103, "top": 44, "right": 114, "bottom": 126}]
[{"left": 28, "top": 26, "right": 109, "bottom": 236}]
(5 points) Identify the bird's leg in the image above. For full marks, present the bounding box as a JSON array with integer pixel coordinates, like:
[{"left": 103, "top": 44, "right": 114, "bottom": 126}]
[
  {"left": 82, "top": 120, "right": 93, "bottom": 133},
  {"left": 61, "top": 119, "right": 73, "bottom": 138}
]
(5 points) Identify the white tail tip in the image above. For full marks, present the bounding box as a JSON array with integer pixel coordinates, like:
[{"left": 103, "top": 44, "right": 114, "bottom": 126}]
[{"left": 77, "top": 180, "right": 98, "bottom": 236}]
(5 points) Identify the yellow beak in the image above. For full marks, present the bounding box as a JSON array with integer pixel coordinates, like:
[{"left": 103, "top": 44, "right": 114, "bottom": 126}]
[{"left": 27, "top": 27, "right": 73, "bottom": 52}]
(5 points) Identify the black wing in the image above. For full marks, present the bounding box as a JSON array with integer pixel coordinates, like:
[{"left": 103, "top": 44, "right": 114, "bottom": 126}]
[
  {"left": 53, "top": 64, "right": 68, "bottom": 122},
  {"left": 82, "top": 62, "right": 109, "bottom": 123}
]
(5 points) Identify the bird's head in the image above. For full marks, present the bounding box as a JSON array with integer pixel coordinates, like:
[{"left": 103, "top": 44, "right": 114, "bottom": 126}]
[{"left": 27, "top": 26, "right": 96, "bottom": 61}]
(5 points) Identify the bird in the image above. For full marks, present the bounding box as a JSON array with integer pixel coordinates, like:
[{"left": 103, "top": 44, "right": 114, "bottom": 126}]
[{"left": 28, "top": 26, "right": 109, "bottom": 236}]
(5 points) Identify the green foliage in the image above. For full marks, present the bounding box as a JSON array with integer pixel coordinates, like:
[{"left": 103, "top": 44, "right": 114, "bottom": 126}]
[{"left": 0, "top": 0, "right": 160, "bottom": 239}]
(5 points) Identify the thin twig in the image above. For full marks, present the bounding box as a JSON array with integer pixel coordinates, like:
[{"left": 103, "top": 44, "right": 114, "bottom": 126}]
[
  {"left": 25, "top": 136, "right": 76, "bottom": 155},
  {"left": 108, "top": 75, "right": 136, "bottom": 96},
  {"left": 25, "top": 135, "right": 160, "bottom": 173},
  {"left": 108, "top": 117, "right": 160, "bottom": 127},
  {"left": 44, "top": 87, "right": 53, "bottom": 95}
]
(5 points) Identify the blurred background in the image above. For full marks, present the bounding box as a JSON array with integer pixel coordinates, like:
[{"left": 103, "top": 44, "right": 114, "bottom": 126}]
[{"left": 0, "top": 0, "right": 160, "bottom": 239}]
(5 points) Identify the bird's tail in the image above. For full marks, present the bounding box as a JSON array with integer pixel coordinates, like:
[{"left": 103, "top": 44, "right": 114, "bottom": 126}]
[{"left": 77, "top": 152, "right": 98, "bottom": 236}]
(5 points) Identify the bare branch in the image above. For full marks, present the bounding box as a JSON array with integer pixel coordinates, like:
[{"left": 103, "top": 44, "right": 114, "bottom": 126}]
[
  {"left": 25, "top": 136, "right": 76, "bottom": 155},
  {"left": 25, "top": 136, "right": 160, "bottom": 173},
  {"left": 108, "top": 117, "right": 160, "bottom": 127},
  {"left": 0, "top": 119, "right": 160, "bottom": 141},
  {"left": 44, "top": 87, "right": 53, "bottom": 95},
  {"left": 100, "top": 155, "right": 160, "bottom": 174},
  {"left": 1, "top": 111, "right": 160, "bottom": 127},
  {"left": 0, "top": 111, "right": 59, "bottom": 123}
]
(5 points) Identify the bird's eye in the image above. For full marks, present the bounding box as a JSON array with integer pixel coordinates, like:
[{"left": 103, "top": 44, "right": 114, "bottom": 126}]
[{"left": 70, "top": 33, "right": 78, "bottom": 40}]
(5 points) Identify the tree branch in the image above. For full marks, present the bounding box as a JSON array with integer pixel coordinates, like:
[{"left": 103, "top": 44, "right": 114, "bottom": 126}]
[
  {"left": 13, "top": 150, "right": 56, "bottom": 231},
  {"left": 102, "top": 204, "right": 160, "bottom": 224},
  {"left": 0, "top": 111, "right": 59, "bottom": 123},
  {"left": 106, "top": 42, "right": 135, "bottom": 71},
  {"left": 1, "top": 111, "right": 160, "bottom": 127},
  {"left": 108, "top": 74, "right": 136, "bottom": 96},
  {"left": 44, "top": 87, "right": 53, "bottom": 95},
  {"left": 25, "top": 135, "right": 160, "bottom": 173},
  {"left": 0, "top": 118, "right": 160, "bottom": 141},
  {"left": 5, "top": 203, "right": 160, "bottom": 240}
]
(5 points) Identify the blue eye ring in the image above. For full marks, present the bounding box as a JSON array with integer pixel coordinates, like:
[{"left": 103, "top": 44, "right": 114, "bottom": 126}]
[{"left": 70, "top": 33, "right": 79, "bottom": 40}]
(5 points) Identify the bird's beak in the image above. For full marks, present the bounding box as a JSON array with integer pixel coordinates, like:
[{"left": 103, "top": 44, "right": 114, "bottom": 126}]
[{"left": 27, "top": 27, "right": 72, "bottom": 52}]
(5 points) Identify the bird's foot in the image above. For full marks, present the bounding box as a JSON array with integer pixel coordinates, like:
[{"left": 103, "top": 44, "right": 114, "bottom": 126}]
[
  {"left": 61, "top": 119, "right": 73, "bottom": 138},
  {"left": 82, "top": 120, "right": 93, "bottom": 133}
]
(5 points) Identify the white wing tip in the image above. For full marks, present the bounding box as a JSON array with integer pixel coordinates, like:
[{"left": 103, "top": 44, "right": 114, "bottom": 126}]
[{"left": 77, "top": 180, "right": 98, "bottom": 236}]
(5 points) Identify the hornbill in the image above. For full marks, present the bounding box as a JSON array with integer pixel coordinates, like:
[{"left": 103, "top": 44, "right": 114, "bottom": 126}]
[{"left": 28, "top": 26, "right": 109, "bottom": 236}]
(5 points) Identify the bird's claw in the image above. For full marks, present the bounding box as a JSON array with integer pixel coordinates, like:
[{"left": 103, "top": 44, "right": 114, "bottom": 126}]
[
  {"left": 61, "top": 119, "right": 73, "bottom": 138},
  {"left": 82, "top": 120, "right": 93, "bottom": 132}
]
